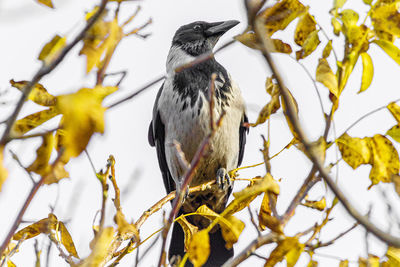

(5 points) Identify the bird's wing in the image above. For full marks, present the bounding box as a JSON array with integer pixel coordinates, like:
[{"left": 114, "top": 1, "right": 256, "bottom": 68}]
[
  {"left": 238, "top": 113, "right": 249, "bottom": 167},
  {"left": 148, "top": 83, "right": 176, "bottom": 194}
]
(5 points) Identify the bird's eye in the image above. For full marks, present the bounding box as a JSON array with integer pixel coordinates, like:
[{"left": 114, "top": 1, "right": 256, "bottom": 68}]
[{"left": 193, "top": 25, "right": 202, "bottom": 32}]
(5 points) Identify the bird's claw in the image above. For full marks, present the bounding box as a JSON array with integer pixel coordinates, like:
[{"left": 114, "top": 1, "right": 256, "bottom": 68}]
[{"left": 216, "top": 168, "right": 232, "bottom": 191}]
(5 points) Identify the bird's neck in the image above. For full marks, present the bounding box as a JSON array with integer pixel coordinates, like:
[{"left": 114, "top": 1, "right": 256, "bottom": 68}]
[{"left": 166, "top": 46, "right": 196, "bottom": 75}]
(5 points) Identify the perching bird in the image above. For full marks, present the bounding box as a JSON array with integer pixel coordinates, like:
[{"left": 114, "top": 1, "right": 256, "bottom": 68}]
[{"left": 148, "top": 20, "right": 248, "bottom": 266}]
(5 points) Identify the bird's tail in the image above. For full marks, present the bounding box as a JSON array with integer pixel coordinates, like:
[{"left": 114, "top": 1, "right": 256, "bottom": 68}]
[{"left": 169, "top": 220, "right": 233, "bottom": 267}]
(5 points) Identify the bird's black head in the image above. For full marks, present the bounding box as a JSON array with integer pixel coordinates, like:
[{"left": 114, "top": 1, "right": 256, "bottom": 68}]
[{"left": 172, "top": 20, "right": 239, "bottom": 56}]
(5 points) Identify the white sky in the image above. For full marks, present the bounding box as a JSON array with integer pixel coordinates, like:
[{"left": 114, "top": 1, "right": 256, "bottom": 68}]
[{"left": 1, "top": 0, "right": 400, "bottom": 266}]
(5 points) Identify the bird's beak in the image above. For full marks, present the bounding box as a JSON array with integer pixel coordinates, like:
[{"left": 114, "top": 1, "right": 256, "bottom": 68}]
[{"left": 205, "top": 20, "right": 240, "bottom": 37}]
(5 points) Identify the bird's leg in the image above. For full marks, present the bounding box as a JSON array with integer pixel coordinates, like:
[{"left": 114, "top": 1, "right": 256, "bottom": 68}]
[{"left": 216, "top": 168, "right": 232, "bottom": 191}]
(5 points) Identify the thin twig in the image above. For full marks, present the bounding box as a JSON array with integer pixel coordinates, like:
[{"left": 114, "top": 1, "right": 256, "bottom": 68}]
[
  {"left": 343, "top": 98, "right": 400, "bottom": 133},
  {"left": 254, "top": 16, "right": 400, "bottom": 248},
  {"left": 9, "top": 128, "right": 59, "bottom": 141},
  {"left": 9, "top": 150, "right": 35, "bottom": 183},
  {"left": 0, "top": 0, "right": 108, "bottom": 145},
  {"left": 309, "top": 223, "right": 358, "bottom": 249},
  {"left": 248, "top": 206, "right": 261, "bottom": 236}
]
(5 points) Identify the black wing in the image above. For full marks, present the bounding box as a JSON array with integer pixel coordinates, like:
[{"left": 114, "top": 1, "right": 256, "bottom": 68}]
[
  {"left": 148, "top": 83, "right": 176, "bottom": 194},
  {"left": 238, "top": 113, "right": 249, "bottom": 167}
]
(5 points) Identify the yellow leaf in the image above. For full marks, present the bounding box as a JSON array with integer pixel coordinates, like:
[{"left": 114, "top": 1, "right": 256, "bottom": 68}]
[
  {"left": 294, "top": 12, "right": 317, "bottom": 47},
  {"left": 339, "top": 260, "right": 349, "bottom": 267},
  {"left": 363, "top": 0, "right": 372, "bottom": 4},
  {"left": 176, "top": 216, "right": 198, "bottom": 251},
  {"left": 371, "top": 2, "right": 400, "bottom": 39},
  {"left": 10, "top": 80, "right": 57, "bottom": 107},
  {"left": 38, "top": 35, "right": 66, "bottom": 65},
  {"left": 280, "top": 88, "right": 300, "bottom": 140},
  {"left": 340, "top": 9, "right": 359, "bottom": 29},
  {"left": 59, "top": 222, "right": 79, "bottom": 258},
  {"left": 331, "top": 17, "right": 342, "bottom": 36},
  {"left": 0, "top": 146, "right": 8, "bottom": 192},
  {"left": 336, "top": 133, "right": 371, "bottom": 169},
  {"left": 296, "top": 30, "right": 321, "bottom": 60},
  {"left": 369, "top": 134, "right": 400, "bottom": 186},
  {"left": 7, "top": 260, "right": 16, "bottom": 267},
  {"left": 11, "top": 108, "right": 59, "bottom": 137},
  {"left": 56, "top": 86, "right": 117, "bottom": 158},
  {"left": 47, "top": 162, "right": 70, "bottom": 185},
  {"left": 80, "top": 227, "right": 115, "bottom": 267},
  {"left": 387, "top": 125, "right": 400, "bottom": 143},
  {"left": 187, "top": 230, "right": 210, "bottom": 267},
  {"left": 259, "top": 192, "right": 282, "bottom": 233},
  {"left": 307, "top": 259, "right": 318, "bottom": 267},
  {"left": 80, "top": 17, "right": 122, "bottom": 73},
  {"left": 265, "top": 237, "right": 301, "bottom": 267},
  {"left": 261, "top": 0, "right": 307, "bottom": 36},
  {"left": 220, "top": 215, "right": 245, "bottom": 249},
  {"left": 358, "top": 255, "right": 380, "bottom": 267},
  {"left": 270, "top": 39, "right": 292, "bottom": 54},
  {"left": 388, "top": 102, "right": 400, "bottom": 124},
  {"left": 227, "top": 173, "right": 280, "bottom": 215},
  {"left": 27, "top": 133, "right": 55, "bottom": 176},
  {"left": 374, "top": 39, "right": 400, "bottom": 66},
  {"left": 334, "top": 0, "right": 347, "bottom": 9},
  {"left": 338, "top": 50, "right": 359, "bottom": 93},
  {"left": 251, "top": 78, "right": 280, "bottom": 126},
  {"left": 13, "top": 214, "right": 57, "bottom": 240},
  {"left": 302, "top": 197, "right": 326, "bottom": 211},
  {"left": 358, "top": 52, "right": 374, "bottom": 93},
  {"left": 235, "top": 32, "right": 260, "bottom": 50},
  {"left": 387, "top": 247, "right": 400, "bottom": 265},
  {"left": 316, "top": 58, "right": 338, "bottom": 97},
  {"left": 36, "top": 0, "right": 54, "bottom": 8},
  {"left": 322, "top": 40, "right": 332, "bottom": 58},
  {"left": 285, "top": 239, "right": 305, "bottom": 267}
]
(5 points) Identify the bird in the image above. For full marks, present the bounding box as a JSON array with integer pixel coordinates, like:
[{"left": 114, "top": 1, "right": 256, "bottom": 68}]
[{"left": 148, "top": 20, "right": 248, "bottom": 266}]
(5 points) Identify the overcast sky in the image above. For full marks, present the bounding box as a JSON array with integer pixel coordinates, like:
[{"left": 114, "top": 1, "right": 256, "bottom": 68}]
[{"left": 1, "top": 0, "right": 400, "bottom": 266}]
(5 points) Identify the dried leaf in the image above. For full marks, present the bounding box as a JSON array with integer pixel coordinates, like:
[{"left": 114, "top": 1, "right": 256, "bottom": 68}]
[
  {"left": 334, "top": 0, "right": 347, "bottom": 9},
  {"left": 295, "top": 12, "right": 317, "bottom": 47},
  {"left": 358, "top": 255, "right": 380, "bottom": 267},
  {"left": 387, "top": 125, "right": 400, "bottom": 143},
  {"left": 302, "top": 197, "right": 326, "bottom": 211},
  {"left": 235, "top": 32, "right": 260, "bottom": 50},
  {"left": 0, "top": 145, "right": 8, "bottom": 192},
  {"left": 339, "top": 260, "right": 349, "bottom": 267},
  {"left": 13, "top": 214, "right": 57, "bottom": 240},
  {"left": 358, "top": 52, "right": 374, "bottom": 93},
  {"left": 187, "top": 230, "right": 210, "bottom": 267},
  {"left": 373, "top": 39, "right": 400, "bottom": 66},
  {"left": 252, "top": 78, "right": 280, "bottom": 126},
  {"left": 80, "top": 227, "right": 115, "bottom": 267},
  {"left": 296, "top": 30, "right": 321, "bottom": 60},
  {"left": 270, "top": 39, "right": 292, "bottom": 54},
  {"left": 38, "top": 35, "right": 66, "bottom": 65},
  {"left": 114, "top": 210, "right": 137, "bottom": 237},
  {"left": 27, "top": 133, "right": 55, "bottom": 175},
  {"left": 36, "top": 0, "right": 54, "bottom": 8},
  {"left": 337, "top": 133, "right": 400, "bottom": 187},
  {"left": 388, "top": 102, "right": 400, "bottom": 124},
  {"left": 227, "top": 173, "right": 279, "bottom": 216},
  {"left": 59, "top": 222, "right": 79, "bottom": 258},
  {"left": 176, "top": 216, "right": 198, "bottom": 251},
  {"left": 336, "top": 133, "right": 371, "bottom": 169},
  {"left": 371, "top": 2, "right": 400, "bottom": 39},
  {"left": 285, "top": 239, "right": 305, "bottom": 267},
  {"left": 43, "top": 160, "right": 69, "bottom": 185},
  {"left": 322, "top": 40, "right": 332, "bottom": 58},
  {"left": 261, "top": 0, "right": 307, "bottom": 35},
  {"left": 369, "top": 134, "right": 400, "bottom": 186},
  {"left": 387, "top": 247, "right": 400, "bottom": 265},
  {"left": 56, "top": 86, "right": 117, "bottom": 158},
  {"left": 11, "top": 108, "right": 59, "bottom": 137},
  {"left": 220, "top": 215, "right": 245, "bottom": 249},
  {"left": 265, "top": 237, "right": 301, "bottom": 267},
  {"left": 259, "top": 192, "right": 282, "bottom": 233},
  {"left": 307, "top": 259, "right": 318, "bottom": 267},
  {"left": 331, "top": 17, "right": 342, "bottom": 36},
  {"left": 10, "top": 80, "right": 57, "bottom": 107},
  {"left": 316, "top": 58, "right": 338, "bottom": 98}
]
